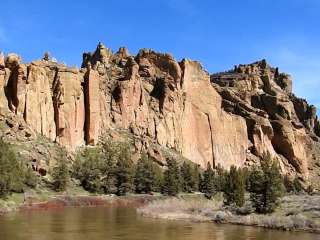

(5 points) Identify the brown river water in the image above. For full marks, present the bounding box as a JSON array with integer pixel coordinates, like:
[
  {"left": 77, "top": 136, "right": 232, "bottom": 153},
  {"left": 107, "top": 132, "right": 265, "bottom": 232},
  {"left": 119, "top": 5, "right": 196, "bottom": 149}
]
[{"left": 0, "top": 206, "right": 319, "bottom": 240}]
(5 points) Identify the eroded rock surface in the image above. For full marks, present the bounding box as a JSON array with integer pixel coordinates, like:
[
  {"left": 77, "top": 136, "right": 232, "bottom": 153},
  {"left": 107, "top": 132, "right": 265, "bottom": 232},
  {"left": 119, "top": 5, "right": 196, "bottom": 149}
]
[
  {"left": 211, "top": 60, "right": 320, "bottom": 180},
  {"left": 0, "top": 46, "right": 319, "bottom": 183}
]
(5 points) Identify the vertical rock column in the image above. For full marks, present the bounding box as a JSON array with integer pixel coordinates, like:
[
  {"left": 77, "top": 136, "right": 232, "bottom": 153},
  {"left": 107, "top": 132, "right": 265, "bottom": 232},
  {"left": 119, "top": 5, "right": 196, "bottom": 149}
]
[
  {"left": 0, "top": 62, "right": 9, "bottom": 113},
  {"left": 24, "top": 64, "right": 56, "bottom": 141},
  {"left": 53, "top": 69, "right": 85, "bottom": 150},
  {"left": 9, "top": 64, "right": 27, "bottom": 115},
  {"left": 84, "top": 68, "right": 101, "bottom": 145}
]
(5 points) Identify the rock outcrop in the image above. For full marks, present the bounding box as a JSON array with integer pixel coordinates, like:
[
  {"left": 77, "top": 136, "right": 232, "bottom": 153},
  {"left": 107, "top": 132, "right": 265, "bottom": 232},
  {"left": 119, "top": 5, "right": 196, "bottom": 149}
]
[
  {"left": 211, "top": 60, "right": 320, "bottom": 180},
  {"left": 0, "top": 46, "right": 319, "bottom": 184}
]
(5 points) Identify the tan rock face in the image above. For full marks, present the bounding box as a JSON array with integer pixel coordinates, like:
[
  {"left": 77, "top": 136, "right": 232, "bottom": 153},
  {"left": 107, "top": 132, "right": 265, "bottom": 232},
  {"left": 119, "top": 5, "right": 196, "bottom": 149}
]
[
  {"left": 84, "top": 68, "right": 101, "bottom": 145},
  {"left": 180, "top": 60, "right": 248, "bottom": 168},
  {"left": 0, "top": 52, "right": 5, "bottom": 68},
  {"left": 211, "top": 60, "right": 319, "bottom": 179},
  {"left": 8, "top": 64, "right": 27, "bottom": 115},
  {"left": 53, "top": 69, "right": 85, "bottom": 149},
  {"left": 25, "top": 64, "right": 56, "bottom": 141},
  {"left": 0, "top": 47, "right": 319, "bottom": 182},
  {"left": 0, "top": 68, "right": 9, "bottom": 113}
]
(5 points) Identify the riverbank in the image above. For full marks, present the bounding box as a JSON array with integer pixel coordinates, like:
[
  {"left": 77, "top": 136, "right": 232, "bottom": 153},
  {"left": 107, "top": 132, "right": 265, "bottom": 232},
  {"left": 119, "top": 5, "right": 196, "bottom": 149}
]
[
  {"left": 137, "top": 194, "right": 320, "bottom": 233},
  {"left": 2, "top": 190, "right": 320, "bottom": 234},
  {"left": 0, "top": 188, "right": 160, "bottom": 215}
]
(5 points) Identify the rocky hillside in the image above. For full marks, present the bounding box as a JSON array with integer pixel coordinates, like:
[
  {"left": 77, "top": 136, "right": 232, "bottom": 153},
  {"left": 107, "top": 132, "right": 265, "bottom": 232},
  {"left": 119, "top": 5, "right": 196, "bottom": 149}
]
[{"left": 0, "top": 43, "right": 319, "bottom": 185}]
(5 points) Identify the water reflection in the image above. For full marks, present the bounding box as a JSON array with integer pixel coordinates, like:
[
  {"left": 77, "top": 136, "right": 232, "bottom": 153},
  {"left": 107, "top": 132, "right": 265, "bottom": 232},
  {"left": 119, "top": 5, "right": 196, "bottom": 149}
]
[{"left": 0, "top": 207, "right": 319, "bottom": 240}]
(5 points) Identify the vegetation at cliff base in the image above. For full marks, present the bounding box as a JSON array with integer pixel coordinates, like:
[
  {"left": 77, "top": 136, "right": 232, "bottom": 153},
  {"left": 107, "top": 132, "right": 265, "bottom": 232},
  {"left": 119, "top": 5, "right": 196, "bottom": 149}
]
[
  {"left": 248, "top": 153, "right": 284, "bottom": 214},
  {"left": 200, "top": 162, "right": 216, "bottom": 199},
  {"left": 0, "top": 139, "right": 38, "bottom": 199},
  {"left": 134, "top": 153, "right": 162, "bottom": 194},
  {"left": 0, "top": 134, "right": 303, "bottom": 219},
  {"left": 114, "top": 144, "right": 133, "bottom": 196},
  {"left": 51, "top": 151, "right": 70, "bottom": 192},
  {"left": 223, "top": 166, "right": 245, "bottom": 207},
  {"left": 162, "top": 158, "right": 181, "bottom": 196}
]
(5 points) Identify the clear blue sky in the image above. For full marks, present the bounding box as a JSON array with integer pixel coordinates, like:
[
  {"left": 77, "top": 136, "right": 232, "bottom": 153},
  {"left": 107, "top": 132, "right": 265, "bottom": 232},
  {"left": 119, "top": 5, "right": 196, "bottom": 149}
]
[{"left": 0, "top": 0, "right": 319, "bottom": 110}]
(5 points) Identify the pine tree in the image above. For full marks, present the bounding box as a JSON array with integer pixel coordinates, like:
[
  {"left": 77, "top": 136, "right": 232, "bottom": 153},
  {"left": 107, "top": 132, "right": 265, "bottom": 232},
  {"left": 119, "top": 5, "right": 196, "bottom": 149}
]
[
  {"left": 215, "top": 163, "right": 227, "bottom": 192},
  {"left": 191, "top": 164, "right": 201, "bottom": 192},
  {"left": 0, "top": 140, "right": 24, "bottom": 198},
  {"left": 200, "top": 162, "right": 216, "bottom": 199},
  {"left": 224, "top": 166, "right": 245, "bottom": 207},
  {"left": 52, "top": 151, "right": 70, "bottom": 192},
  {"left": 180, "top": 162, "right": 195, "bottom": 193},
  {"left": 73, "top": 148, "right": 104, "bottom": 193},
  {"left": 248, "top": 153, "right": 284, "bottom": 214},
  {"left": 152, "top": 163, "right": 163, "bottom": 192},
  {"left": 162, "top": 158, "right": 180, "bottom": 196},
  {"left": 134, "top": 153, "right": 157, "bottom": 194},
  {"left": 100, "top": 139, "right": 121, "bottom": 194},
  {"left": 115, "top": 144, "right": 133, "bottom": 196}
]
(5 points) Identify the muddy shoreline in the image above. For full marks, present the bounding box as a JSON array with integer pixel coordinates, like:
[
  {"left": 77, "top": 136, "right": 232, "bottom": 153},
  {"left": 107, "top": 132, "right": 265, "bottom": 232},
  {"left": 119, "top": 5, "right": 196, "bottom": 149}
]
[{"left": 0, "top": 194, "right": 159, "bottom": 215}]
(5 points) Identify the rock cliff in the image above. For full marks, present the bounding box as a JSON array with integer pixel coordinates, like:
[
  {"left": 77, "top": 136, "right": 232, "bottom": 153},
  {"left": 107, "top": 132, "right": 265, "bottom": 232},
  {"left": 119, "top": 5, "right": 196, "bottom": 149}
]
[{"left": 0, "top": 45, "right": 319, "bottom": 183}]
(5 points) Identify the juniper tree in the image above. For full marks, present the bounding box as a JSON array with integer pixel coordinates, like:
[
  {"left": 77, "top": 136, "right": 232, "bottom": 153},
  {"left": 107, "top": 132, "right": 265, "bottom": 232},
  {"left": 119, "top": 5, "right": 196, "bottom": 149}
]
[
  {"left": 0, "top": 140, "right": 24, "bottom": 198},
  {"left": 200, "top": 162, "right": 216, "bottom": 199},
  {"left": 224, "top": 166, "right": 245, "bottom": 207},
  {"left": 152, "top": 163, "right": 163, "bottom": 192},
  {"left": 73, "top": 139, "right": 125, "bottom": 194},
  {"left": 162, "top": 158, "right": 180, "bottom": 196},
  {"left": 248, "top": 153, "right": 284, "bottom": 214},
  {"left": 134, "top": 153, "right": 158, "bottom": 194},
  {"left": 180, "top": 162, "right": 195, "bottom": 193},
  {"left": 52, "top": 151, "right": 70, "bottom": 192},
  {"left": 191, "top": 164, "right": 201, "bottom": 192},
  {"left": 215, "top": 163, "right": 227, "bottom": 192},
  {"left": 115, "top": 144, "right": 134, "bottom": 196},
  {"left": 73, "top": 148, "right": 105, "bottom": 193}
]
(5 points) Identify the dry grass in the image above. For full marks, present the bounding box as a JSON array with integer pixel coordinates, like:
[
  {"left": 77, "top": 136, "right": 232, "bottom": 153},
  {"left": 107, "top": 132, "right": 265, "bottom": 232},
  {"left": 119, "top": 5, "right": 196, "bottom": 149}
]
[
  {"left": 138, "top": 197, "right": 222, "bottom": 221},
  {"left": 138, "top": 194, "right": 320, "bottom": 233}
]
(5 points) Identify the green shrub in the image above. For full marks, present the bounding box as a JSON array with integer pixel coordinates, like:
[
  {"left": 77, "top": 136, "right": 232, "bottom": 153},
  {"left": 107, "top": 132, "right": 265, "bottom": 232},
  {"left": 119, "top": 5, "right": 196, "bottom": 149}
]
[
  {"left": 52, "top": 151, "right": 70, "bottom": 192},
  {"left": 134, "top": 153, "right": 162, "bottom": 194},
  {"left": 23, "top": 166, "right": 38, "bottom": 188},
  {"left": 73, "top": 148, "right": 106, "bottom": 193},
  {"left": 0, "top": 140, "right": 25, "bottom": 198}
]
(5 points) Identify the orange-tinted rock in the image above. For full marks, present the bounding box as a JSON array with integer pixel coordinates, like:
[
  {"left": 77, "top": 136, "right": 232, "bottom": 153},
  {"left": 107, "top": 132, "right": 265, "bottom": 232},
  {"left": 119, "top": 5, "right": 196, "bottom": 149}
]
[
  {"left": 24, "top": 64, "right": 56, "bottom": 141},
  {"left": 1, "top": 46, "right": 319, "bottom": 183},
  {"left": 53, "top": 68, "right": 85, "bottom": 149},
  {"left": 8, "top": 64, "right": 27, "bottom": 115},
  {"left": 180, "top": 59, "right": 248, "bottom": 168},
  {"left": 0, "top": 68, "right": 10, "bottom": 113},
  {"left": 84, "top": 68, "right": 101, "bottom": 145},
  {"left": 211, "top": 60, "right": 319, "bottom": 179},
  {"left": 0, "top": 52, "right": 5, "bottom": 68}
]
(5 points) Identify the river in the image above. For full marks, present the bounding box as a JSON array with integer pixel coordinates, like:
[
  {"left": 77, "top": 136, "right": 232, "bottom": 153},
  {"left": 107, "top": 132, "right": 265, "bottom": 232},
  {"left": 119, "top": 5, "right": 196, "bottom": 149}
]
[{"left": 0, "top": 206, "right": 319, "bottom": 240}]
